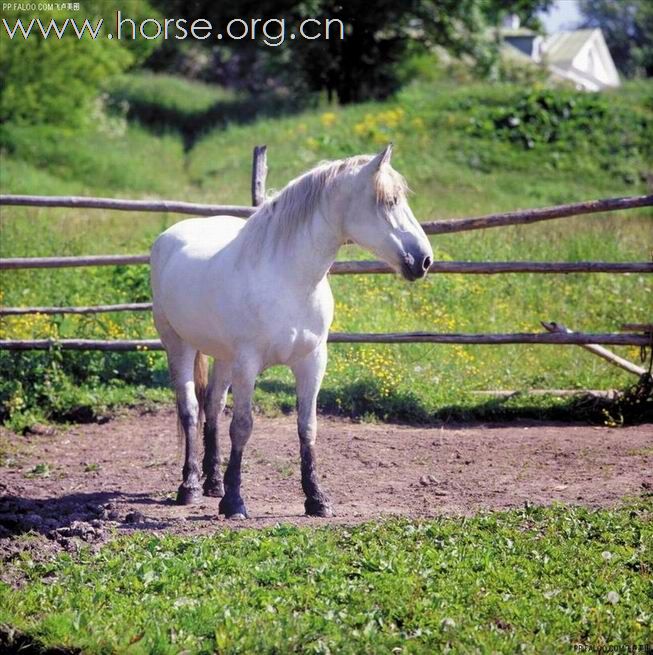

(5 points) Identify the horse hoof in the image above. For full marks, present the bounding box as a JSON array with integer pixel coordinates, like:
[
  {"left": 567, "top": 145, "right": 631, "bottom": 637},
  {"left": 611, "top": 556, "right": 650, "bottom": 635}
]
[
  {"left": 176, "top": 486, "right": 202, "bottom": 505},
  {"left": 203, "top": 479, "right": 225, "bottom": 497},
  {"left": 218, "top": 496, "right": 248, "bottom": 519},
  {"left": 305, "top": 498, "right": 334, "bottom": 518},
  {"left": 228, "top": 513, "right": 247, "bottom": 520}
]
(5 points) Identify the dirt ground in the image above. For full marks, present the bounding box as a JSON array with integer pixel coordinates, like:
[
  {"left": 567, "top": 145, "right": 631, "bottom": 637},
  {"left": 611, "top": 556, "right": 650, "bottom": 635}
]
[{"left": 1, "top": 405, "right": 652, "bottom": 559}]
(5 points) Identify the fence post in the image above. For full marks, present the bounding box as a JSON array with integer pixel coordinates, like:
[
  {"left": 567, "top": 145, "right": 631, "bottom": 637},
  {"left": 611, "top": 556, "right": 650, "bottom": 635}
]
[{"left": 251, "top": 145, "right": 268, "bottom": 206}]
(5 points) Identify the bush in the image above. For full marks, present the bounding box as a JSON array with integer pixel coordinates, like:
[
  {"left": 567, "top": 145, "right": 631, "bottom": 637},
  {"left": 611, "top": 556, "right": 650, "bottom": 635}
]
[
  {"left": 457, "top": 87, "right": 652, "bottom": 181},
  {"left": 0, "top": 2, "right": 159, "bottom": 127},
  {"left": 466, "top": 88, "right": 650, "bottom": 152},
  {"left": 0, "top": 348, "right": 169, "bottom": 429}
]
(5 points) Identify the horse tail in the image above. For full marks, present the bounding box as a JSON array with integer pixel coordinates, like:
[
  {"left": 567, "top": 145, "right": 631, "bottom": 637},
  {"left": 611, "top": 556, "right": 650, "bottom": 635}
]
[
  {"left": 194, "top": 352, "right": 209, "bottom": 438},
  {"left": 175, "top": 351, "right": 209, "bottom": 459}
]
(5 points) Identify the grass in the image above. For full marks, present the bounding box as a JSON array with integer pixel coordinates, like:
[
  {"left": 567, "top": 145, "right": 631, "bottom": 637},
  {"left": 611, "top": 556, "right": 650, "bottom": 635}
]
[
  {"left": 103, "top": 72, "right": 308, "bottom": 151},
  {"left": 1, "top": 500, "right": 651, "bottom": 653},
  {"left": 105, "top": 72, "right": 239, "bottom": 118},
  {"left": 1, "top": 76, "right": 652, "bottom": 427}
]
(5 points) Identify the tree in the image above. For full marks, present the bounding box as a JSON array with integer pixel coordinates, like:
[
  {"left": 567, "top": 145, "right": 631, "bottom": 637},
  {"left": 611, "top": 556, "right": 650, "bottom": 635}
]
[
  {"left": 0, "top": 1, "right": 160, "bottom": 126},
  {"left": 579, "top": 0, "right": 653, "bottom": 77},
  {"left": 481, "top": 0, "right": 555, "bottom": 30},
  {"left": 153, "top": 0, "right": 500, "bottom": 104}
]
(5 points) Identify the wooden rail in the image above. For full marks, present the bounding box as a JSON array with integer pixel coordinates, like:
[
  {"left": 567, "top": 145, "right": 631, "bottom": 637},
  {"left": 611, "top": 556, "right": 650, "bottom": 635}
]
[
  {"left": 2, "top": 256, "right": 651, "bottom": 274},
  {"left": 0, "top": 303, "right": 152, "bottom": 316},
  {"left": 422, "top": 194, "right": 653, "bottom": 235},
  {"left": 0, "top": 332, "right": 649, "bottom": 351},
  {"left": 0, "top": 194, "right": 254, "bottom": 217},
  {"left": 0, "top": 254, "right": 150, "bottom": 269},
  {"left": 251, "top": 145, "right": 268, "bottom": 206},
  {"left": 2, "top": 193, "right": 650, "bottom": 234},
  {"left": 327, "top": 332, "right": 650, "bottom": 345},
  {"left": 332, "top": 261, "right": 653, "bottom": 275}
]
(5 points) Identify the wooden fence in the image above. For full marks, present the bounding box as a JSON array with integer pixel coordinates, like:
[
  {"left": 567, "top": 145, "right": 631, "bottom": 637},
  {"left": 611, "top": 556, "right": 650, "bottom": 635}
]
[{"left": 1, "top": 146, "right": 652, "bottom": 360}]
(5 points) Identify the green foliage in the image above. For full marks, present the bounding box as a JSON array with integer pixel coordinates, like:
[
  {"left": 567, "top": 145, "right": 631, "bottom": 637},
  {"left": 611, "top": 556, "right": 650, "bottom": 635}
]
[
  {"left": 106, "top": 72, "right": 236, "bottom": 118},
  {"left": 481, "top": 0, "right": 555, "bottom": 30},
  {"left": 495, "top": 56, "right": 551, "bottom": 85},
  {"left": 0, "top": 348, "right": 169, "bottom": 429},
  {"left": 1, "top": 501, "right": 651, "bottom": 653},
  {"left": 462, "top": 88, "right": 652, "bottom": 182},
  {"left": 0, "top": 2, "right": 159, "bottom": 126}
]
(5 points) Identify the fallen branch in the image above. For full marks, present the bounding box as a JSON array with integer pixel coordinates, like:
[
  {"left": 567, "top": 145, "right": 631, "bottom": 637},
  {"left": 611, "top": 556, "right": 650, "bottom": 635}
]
[
  {"left": 472, "top": 389, "right": 618, "bottom": 399},
  {"left": 541, "top": 321, "right": 646, "bottom": 377}
]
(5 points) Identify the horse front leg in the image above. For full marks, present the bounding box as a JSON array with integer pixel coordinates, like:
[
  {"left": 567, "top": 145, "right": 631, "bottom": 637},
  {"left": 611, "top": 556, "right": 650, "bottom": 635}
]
[
  {"left": 202, "top": 360, "right": 231, "bottom": 498},
  {"left": 171, "top": 350, "right": 203, "bottom": 506},
  {"left": 219, "top": 359, "right": 256, "bottom": 519},
  {"left": 292, "top": 343, "right": 333, "bottom": 517}
]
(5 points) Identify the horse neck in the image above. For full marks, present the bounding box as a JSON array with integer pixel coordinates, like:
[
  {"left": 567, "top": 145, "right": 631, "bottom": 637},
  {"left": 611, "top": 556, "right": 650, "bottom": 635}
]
[
  {"left": 276, "top": 205, "right": 343, "bottom": 288},
  {"left": 240, "top": 202, "right": 343, "bottom": 289}
]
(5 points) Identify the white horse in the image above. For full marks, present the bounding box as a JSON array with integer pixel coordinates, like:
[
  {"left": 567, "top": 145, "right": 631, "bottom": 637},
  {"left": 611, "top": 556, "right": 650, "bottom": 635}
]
[{"left": 150, "top": 145, "right": 432, "bottom": 519}]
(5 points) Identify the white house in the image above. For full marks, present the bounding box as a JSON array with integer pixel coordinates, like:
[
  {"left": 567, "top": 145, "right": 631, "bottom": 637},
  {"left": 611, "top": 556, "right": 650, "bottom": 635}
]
[{"left": 500, "top": 16, "right": 620, "bottom": 91}]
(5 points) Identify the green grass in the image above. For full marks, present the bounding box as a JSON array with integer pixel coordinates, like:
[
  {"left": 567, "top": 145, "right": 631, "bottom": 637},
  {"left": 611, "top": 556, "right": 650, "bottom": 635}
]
[
  {"left": 105, "top": 72, "right": 239, "bottom": 118},
  {"left": 103, "top": 72, "right": 302, "bottom": 150},
  {"left": 1, "top": 501, "right": 651, "bottom": 653},
  {"left": 1, "top": 77, "right": 652, "bottom": 427}
]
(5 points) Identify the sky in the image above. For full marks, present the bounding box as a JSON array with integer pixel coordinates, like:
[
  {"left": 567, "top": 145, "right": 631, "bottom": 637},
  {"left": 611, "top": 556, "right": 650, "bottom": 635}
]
[{"left": 538, "top": 0, "right": 583, "bottom": 33}]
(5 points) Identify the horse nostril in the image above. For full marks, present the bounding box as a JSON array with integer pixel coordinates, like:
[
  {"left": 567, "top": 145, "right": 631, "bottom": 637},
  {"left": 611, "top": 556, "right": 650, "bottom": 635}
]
[{"left": 422, "top": 256, "right": 432, "bottom": 271}]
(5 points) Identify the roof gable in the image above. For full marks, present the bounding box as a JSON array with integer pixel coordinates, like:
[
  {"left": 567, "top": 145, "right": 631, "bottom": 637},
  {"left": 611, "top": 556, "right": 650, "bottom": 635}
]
[
  {"left": 542, "top": 29, "right": 596, "bottom": 66},
  {"left": 497, "top": 25, "right": 620, "bottom": 90}
]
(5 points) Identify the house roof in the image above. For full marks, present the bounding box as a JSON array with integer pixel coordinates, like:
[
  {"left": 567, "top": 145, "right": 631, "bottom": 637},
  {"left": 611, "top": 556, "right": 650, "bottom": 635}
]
[
  {"left": 542, "top": 29, "right": 596, "bottom": 67},
  {"left": 499, "top": 42, "right": 536, "bottom": 64},
  {"left": 501, "top": 27, "right": 537, "bottom": 38},
  {"left": 496, "top": 25, "right": 620, "bottom": 90}
]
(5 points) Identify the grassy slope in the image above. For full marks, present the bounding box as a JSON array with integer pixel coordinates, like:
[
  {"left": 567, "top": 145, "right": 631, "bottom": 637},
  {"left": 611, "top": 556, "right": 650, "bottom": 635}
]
[
  {"left": 1, "top": 501, "right": 651, "bottom": 653},
  {"left": 1, "top": 77, "right": 652, "bottom": 426}
]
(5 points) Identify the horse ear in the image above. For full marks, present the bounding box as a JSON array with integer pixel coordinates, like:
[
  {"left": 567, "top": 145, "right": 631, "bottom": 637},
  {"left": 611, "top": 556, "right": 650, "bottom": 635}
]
[{"left": 363, "top": 143, "right": 393, "bottom": 174}]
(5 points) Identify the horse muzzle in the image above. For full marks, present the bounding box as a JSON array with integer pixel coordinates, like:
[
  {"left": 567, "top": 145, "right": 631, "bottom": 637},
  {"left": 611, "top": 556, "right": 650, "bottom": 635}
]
[{"left": 400, "top": 249, "right": 432, "bottom": 281}]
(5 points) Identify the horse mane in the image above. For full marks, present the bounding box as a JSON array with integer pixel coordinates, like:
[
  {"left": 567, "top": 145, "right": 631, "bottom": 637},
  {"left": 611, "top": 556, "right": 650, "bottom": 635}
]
[{"left": 238, "top": 153, "right": 408, "bottom": 252}]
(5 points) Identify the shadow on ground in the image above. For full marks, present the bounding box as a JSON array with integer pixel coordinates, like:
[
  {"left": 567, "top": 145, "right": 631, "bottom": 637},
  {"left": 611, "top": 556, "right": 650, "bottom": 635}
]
[
  {"left": 0, "top": 491, "right": 173, "bottom": 544},
  {"left": 110, "top": 90, "right": 311, "bottom": 152},
  {"left": 258, "top": 374, "right": 653, "bottom": 426}
]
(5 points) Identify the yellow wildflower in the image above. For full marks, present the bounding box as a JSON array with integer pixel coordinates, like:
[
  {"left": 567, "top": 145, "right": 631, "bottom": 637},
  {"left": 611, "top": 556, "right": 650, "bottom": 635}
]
[{"left": 320, "top": 112, "right": 337, "bottom": 128}]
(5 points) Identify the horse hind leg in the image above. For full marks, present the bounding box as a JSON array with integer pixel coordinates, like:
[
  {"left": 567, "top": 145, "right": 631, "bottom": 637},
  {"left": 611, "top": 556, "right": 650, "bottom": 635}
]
[
  {"left": 202, "top": 360, "right": 232, "bottom": 497},
  {"left": 157, "top": 314, "right": 204, "bottom": 506}
]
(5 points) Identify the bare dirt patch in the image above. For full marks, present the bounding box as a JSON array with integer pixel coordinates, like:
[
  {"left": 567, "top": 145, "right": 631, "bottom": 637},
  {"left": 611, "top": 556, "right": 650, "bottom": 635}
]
[{"left": 1, "top": 405, "right": 651, "bottom": 559}]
